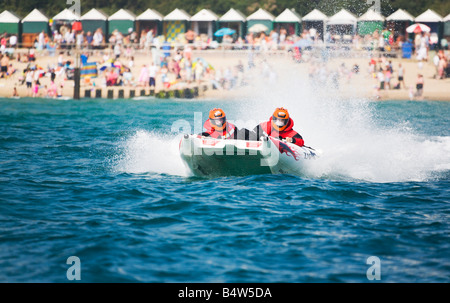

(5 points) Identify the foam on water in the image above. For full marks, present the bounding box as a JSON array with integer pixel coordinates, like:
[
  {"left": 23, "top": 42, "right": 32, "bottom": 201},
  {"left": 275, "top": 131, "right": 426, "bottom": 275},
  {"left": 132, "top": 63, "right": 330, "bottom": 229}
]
[{"left": 114, "top": 130, "right": 190, "bottom": 177}]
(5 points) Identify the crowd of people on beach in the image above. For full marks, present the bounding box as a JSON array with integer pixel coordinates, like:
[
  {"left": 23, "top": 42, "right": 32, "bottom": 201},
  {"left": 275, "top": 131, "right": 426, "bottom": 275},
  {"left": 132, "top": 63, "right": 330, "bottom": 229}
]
[{"left": 0, "top": 21, "right": 449, "bottom": 99}]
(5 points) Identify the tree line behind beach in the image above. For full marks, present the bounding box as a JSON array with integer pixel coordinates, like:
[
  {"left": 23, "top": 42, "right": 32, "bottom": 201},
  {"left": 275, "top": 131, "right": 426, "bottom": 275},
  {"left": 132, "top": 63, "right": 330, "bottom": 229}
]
[{"left": 0, "top": 0, "right": 449, "bottom": 19}]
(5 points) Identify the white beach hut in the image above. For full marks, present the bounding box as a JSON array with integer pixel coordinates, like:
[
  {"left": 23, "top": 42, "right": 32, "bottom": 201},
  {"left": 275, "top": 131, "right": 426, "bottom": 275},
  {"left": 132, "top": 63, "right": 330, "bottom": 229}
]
[
  {"left": 302, "top": 9, "right": 328, "bottom": 40},
  {"left": 218, "top": 8, "right": 246, "bottom": 38},
  {"left": 246, "top": 8, "right": 275, "bottom": 34},
  {"left": 190, "top": 9, "right": 218, "bottom": 38},
  {"left": 163, "top": 9, "right": 191, "bottom": 42},
  {"left": 136, "top": 9, "right": 163, "bottom": 36},
  {"left": 274, "top": 8, "right": 301, "bottom": 36}
]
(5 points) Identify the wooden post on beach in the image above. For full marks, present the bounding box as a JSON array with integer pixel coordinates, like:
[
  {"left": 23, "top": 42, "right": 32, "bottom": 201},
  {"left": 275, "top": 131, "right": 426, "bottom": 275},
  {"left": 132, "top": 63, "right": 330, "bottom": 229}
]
[{"left": 74, "top": 47, "right": 81, "bottom": 100}]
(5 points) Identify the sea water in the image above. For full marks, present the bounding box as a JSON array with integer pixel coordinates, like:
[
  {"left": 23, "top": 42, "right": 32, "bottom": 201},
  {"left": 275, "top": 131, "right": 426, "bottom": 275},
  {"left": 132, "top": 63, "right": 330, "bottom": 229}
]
[{"left": 0, "top": 97, "right": 449, "bottom": 282}]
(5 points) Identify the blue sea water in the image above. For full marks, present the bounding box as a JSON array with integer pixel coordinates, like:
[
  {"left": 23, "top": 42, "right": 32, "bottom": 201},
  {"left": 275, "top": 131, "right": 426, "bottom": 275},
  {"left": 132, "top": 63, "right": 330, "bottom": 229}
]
[{"left": 0, "top": 97, "right": 449, "bottom": 282}]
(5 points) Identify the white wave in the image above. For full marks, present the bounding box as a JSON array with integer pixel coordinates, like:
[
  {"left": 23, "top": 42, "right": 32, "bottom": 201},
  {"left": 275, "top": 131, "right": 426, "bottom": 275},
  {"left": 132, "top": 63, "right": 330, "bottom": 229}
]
[{"left": 114, "top": 130, "right": 190, "bottom": 177}]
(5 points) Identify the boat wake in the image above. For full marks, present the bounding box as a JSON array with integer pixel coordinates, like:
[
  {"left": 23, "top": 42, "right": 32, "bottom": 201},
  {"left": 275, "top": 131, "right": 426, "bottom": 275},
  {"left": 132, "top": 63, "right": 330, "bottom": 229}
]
[{"left": 113, "top": 127, "right": 450, "bottom": 183}]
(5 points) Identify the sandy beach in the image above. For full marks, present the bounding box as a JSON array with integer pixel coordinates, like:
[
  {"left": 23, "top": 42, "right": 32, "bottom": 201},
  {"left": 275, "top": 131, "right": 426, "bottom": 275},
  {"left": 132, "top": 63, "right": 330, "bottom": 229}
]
[{"left": 0, "top": 47, "right": 449, "bottom": 101}]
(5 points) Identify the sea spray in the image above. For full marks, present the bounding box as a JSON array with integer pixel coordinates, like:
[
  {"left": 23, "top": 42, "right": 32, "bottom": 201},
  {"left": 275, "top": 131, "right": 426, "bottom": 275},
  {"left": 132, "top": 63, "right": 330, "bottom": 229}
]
[
  {"left": 114, "top": 130, "right": 190, "bottom": 177},
  {"left": 218, "top": 58, "right": 450, "bottom": 182}
]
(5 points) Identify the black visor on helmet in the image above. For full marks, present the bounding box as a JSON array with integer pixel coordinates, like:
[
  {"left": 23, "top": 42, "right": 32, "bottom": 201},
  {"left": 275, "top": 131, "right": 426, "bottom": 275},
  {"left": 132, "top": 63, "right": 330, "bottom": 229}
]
[
  {"left": 272, "top": 116, "right": 288, "bottom": 126},
  {"left": 211, "top": 117, "right": 226, "bottom": 126}
]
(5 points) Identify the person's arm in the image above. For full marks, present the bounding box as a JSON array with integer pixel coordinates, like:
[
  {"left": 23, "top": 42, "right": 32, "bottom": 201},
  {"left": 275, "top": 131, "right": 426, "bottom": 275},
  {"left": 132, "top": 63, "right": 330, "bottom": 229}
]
[{"left": 288, "top": 133, "right": 304, "bottom": 147}]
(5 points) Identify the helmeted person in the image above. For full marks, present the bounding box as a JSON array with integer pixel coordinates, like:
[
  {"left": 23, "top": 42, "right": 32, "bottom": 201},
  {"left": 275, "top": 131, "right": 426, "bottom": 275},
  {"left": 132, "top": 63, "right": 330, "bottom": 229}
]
[
  {"left": 252, "top": 107, "right": 304, "bottom": 147},
  {"left": 201, "top": 108, "right": 249, "bottom": 140}
]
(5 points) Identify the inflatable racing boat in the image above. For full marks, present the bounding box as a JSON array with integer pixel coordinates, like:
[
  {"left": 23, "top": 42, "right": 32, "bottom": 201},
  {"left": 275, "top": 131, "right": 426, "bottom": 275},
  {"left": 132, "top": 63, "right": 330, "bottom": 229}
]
[{"left": 179, "top": 134, "right": 319, "bottom": 177}]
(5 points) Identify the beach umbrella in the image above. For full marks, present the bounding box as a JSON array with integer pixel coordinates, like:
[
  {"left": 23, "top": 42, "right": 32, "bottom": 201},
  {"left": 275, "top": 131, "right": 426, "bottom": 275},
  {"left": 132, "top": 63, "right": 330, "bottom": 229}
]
[
  {"left": 293, "top": 39, "right": 312, "bottom": 48},
  {"left": 248, "top": 23, "right": 268, "bottom": 33},
  {"left": 192, "top": 57, "right": 214, "bottom": 70},
  {"left": 406, "top": 23, "right": 431, "bottom": 33},
  {"left": 214, "top": 28, "right": 236, "bottom": 37}
]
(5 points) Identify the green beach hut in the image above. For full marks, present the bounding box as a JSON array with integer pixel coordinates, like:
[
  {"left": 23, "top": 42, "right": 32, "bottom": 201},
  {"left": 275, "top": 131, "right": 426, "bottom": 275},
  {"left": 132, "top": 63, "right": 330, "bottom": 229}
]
[
  {"left": 444, "top": 14, "right": 450, "bottom": 39},
  {"left": 0, "top": 10, "right": 21, "bottom": 35},
  {"left": 218, "top": 8, "right": 247, "bottom": 39},
  {"left": 22, "top": 9, "right": 49, "bottom": 34},
  {"left": 274, "top": 8, "right": 301, "bottom": 36},
  {"left": 163, "top": 8, "right": 191, "bottom": 42},
  {"left": 108, "top": 9, "right": 136, "bottom": 35},
  {"left": 136, "top": 9, "right": 163, "bottom": 37},
  {"left": 52, "top": 8, "right": 80, "bottom": 34},
  {"left": 246, "top": 8, "right": 275, "bottom": 35},
  {"left": 21, "top": 9, "right": 49, "bottom": 47},
  {"left": 81, "top": 8, "right": 108, "bottom": 35},
  {"left": 358, "top": 9, "right": 385, "bottom": 36}
]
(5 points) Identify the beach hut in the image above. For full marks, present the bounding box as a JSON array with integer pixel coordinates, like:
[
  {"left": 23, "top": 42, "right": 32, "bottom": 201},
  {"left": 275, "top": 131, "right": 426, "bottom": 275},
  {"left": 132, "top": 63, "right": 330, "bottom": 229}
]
[
  {"left": 53, "top": 8, "right": 80, "bottom": 22},
  {"left": 108, "top": 9, "right": 136, "bottom": 35},
  {"left": 327, "top": 9, "right": 357, "bottom": 37},
  {"left": 0, "top": 10, "right": 21, "bottom": 35},
  {"left": 52, "top": 8, "right": 80, "bottom": 34},
  {"left": 274, "top": 8, "right": 301, "bottom": 36},
  {"left": 163, "top": 9, "right": 191, "bottom": 42},
  {"left": 218, "top": 8, "right": 246, "bottom": 39},
  {"left": 21, "top": 9, "right": 49, "bottom": 47},
  {"left": 357, "top": 8, "right": 385, "bottom": 36},
  {"left": 302, "top": 9, "right": 328, "bottom": 40},
  {"left": 136, "top": 9, "right": 163, "bottom": 37},
  {"left": 190, "top": 9, "right": 218, "bottom": 39},
  {"left": 414, "top": 9, "right": 444, "bottom": 40},
  {"left": 444, "top": 14, "right": 450, "bottom": 39},
  {"left": 246, "top": 8, "right": 275, "bottom": 34},
  {"left": 81, "top": 9, "right": 108, "bottom": 36},
  {"left": 386, "top": 9, "right": 414, "bottom": 38}
]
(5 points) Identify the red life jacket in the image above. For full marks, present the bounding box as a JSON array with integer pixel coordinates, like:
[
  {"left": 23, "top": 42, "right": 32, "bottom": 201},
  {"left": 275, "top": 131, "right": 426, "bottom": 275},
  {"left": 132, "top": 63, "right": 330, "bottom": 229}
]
[
  {"left": 260, "top": 117, "right": 304, "bottom": 147},
  {"left": 203, "top": 119, "right": 236, "bottom": 139}
]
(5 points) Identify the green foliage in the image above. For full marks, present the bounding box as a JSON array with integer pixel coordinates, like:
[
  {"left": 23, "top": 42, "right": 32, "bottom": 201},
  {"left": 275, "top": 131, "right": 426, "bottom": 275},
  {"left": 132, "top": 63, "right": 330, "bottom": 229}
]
[{"left": 0, "top": 0, "right": 448, "bottom": 19}]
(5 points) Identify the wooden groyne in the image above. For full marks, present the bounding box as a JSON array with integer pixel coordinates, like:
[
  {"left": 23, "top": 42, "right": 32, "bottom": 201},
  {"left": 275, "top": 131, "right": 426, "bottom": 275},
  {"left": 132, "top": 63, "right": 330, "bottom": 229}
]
[{"left": 82, "top": 84, "right": 210, "bottom": 99}]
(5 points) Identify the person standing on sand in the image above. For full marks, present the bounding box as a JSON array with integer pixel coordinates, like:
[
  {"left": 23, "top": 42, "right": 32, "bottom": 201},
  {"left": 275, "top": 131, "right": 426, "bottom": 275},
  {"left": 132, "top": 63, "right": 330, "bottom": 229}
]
[
  {"left": 32, "top": 81, "right": 39, "bottom": 98},
  {"left": 148, "top": 62, "right": 158, "bottom": 88},
  {"left": 25, "top": 69, "right": 33, "bottom": 96},
  {"left": 385, "top": 65, "right": 391, "bottom": 90},
  {"left": 414, "top": 74, "right": 424, "bottom": 100},
  {"left": 377, "top": 68, "right": 385, "bottom": 90},
  {"left": 138, "top": 64, "right": 149, "bottom": 87},
  {"left": 397, "top": 63, "right": 405, "bottom": 89},
  {"left": 0, "top": 54, "right": 9, "bottom": 78}
]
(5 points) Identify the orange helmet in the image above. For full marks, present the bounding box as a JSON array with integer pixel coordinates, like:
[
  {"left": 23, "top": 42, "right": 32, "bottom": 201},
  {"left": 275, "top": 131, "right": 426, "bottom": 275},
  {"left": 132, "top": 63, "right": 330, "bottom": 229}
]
[
  {"left": 209, "top": 108, "right": 227, "bottom": 131},
  {"left": 271, "top": 107, "right": 290, "bottom": 131}
]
